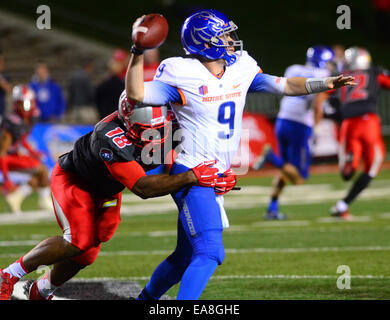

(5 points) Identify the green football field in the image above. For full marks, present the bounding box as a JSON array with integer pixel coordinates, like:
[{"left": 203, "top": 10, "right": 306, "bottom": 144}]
[{"left": 1, "top": 167, "right": 390, "bottom": 300}]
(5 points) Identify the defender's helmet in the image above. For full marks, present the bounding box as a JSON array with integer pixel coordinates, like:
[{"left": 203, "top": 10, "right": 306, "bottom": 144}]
[
  {"left": 118, "top": 92, "right": 172, "bottom": 148},
  {"left": 12, "top": 84, "right": 39, "bottom": 120},
  {"left": 344, "top": 47, "right": 371, "bottom": 70},
  {"left": 181, "top": 9, "right": 243, "bottom": 66},
  {"left": 306, "top": 46, "right": 335, "bottom": 69}
]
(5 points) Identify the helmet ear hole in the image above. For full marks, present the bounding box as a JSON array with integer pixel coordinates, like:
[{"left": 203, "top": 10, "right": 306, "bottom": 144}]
[{"left": 117, "top": 93, "right": 172, "bottom": 148}]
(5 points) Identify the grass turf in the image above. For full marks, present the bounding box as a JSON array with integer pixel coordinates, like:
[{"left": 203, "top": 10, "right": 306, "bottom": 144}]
[{"left": 1, "top": 168, "right": 389, "bottom": 299}]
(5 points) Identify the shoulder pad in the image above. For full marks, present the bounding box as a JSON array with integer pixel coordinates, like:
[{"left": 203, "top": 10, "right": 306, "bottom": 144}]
[{"left": 91, "top": 121, "right": 137, "bottom": 163}]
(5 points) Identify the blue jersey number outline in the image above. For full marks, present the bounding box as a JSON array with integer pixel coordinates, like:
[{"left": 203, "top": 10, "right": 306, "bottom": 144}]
[{"left": 218, "top": 101, "right": 235, "bottom": 139}]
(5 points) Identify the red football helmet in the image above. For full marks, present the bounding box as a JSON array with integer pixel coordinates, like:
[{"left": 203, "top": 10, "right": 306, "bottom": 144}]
[
  {"left": 344, "top": 47, "right": 372, "bottom": 70},
  {"left": 12, "top": 84, "right": 39, "bottom": 120},
  {"left": 118, "top": 91, "right": 172, "bottom": 148}
]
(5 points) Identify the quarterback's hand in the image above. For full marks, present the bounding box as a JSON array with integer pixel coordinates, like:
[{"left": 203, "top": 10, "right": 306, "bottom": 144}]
[
  {"left": 214, "top": 169, "right": 237, "bottom": 195},
  {"left": 191, "top": 160, "right": 219, "bottom": 187},
  {"left": 131, "top": 15, "right": 146, "bottom": 49},
  {"left": 326, "top": 75, "right": 356, "bottom": 89}
]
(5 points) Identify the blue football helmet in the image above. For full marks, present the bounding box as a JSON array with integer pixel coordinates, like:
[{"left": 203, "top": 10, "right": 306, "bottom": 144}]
[
  {"left": 181, "top": 9, "right": 243, "bottom": 66},
  {"left": 306, "top": 46, "right": 335, "bottom": 69}
]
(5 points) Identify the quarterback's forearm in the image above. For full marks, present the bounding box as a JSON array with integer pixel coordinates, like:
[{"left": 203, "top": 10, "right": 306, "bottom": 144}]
[
  {"left": 125, "top": 53, "right": 145, "bottom": 102},
  {"left": 284, "top": 75, "right": 355, "bottom": 96},
  {"left": 132, "top": 171, "right": 197, "bottom": 199},
  {"left": 284, "top": 77, "right": 309, "bottom": 96}
]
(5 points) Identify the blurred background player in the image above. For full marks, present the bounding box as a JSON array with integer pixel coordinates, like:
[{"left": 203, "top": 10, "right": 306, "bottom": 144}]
[
  {"left": 66, "top": 56, "right": 97, "bottom": 124},
  {"left": 329, "top": 47, "right": 390, "bottom": 219},
  {"left": 95, "top": 52, "right": 125, "bottom": 119},
  {"left": 252, "top": 46, "right": 335, "bottom": 220},
  {"left": 0, "top": 84, "right": 51, "bottom": 214},
  {"left": 331, "top": 44, "right": 346, "bottom": 74},
  {"left": 0, "top": 96, "right": 220, "bottom": 300},
  {"left": 29, "top": 62, "right": 66, "bottom": 123}
]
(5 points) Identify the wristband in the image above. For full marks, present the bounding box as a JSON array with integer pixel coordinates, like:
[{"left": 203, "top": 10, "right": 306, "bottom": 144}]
[
  {"left": 130, "top": 45, "right": 144, "bottom": 56},
  {"left": 305, "top": 77, "right": 330, "bottom": 94}
]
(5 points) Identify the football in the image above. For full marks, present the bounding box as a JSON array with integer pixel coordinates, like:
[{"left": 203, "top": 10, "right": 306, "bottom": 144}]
[{"left": 132, "top": 13, "right": 169, "bottom": 50}]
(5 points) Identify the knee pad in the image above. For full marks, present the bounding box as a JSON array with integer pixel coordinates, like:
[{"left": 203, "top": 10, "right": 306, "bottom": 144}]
[
  {"left": 211, "top": 246, "right": 225, "bottom": 265},
  {"left": 165, "top": 249, "right": 193, "bottom": 283},
  {"left": 193, "top": 230, "right": 225, "bottom": 265}
]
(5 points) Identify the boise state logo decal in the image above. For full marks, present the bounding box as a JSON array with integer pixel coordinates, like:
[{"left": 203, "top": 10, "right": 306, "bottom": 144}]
[
  {"left": 198, "top": 85, "right": 208, "bottom": 95},
  {"left": 100, "top": 148, "right": 113, "bottom": 162}
]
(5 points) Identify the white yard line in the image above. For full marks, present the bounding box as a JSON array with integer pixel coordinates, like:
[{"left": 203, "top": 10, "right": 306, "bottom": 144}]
[
  {"left": 252, "top": 220, "right": 311, "bottom": 227},
  {"left": 0, "top": 240, "right": 39, "bottom": 246},
  {"left": 58, "top": 274, "right": 390, "bottom": 281},
  {"left": 2, "top": 245, "right": 390, "bottom": 259},
  {"left": 0, "top": 184, "right": 389, "bottom": 224},
  {"left": 211, "top": 274, "right": 390, "bottom": 280},
  {"left": 94, "top": 245, "right": 390, "bottom": 256}
]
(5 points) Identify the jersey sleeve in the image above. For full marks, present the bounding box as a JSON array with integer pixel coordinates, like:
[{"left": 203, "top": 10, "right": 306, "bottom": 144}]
[
  {"left": 378, "top": 73, "right": 390, "bottom": 89},
  {"left": 143, "top": 80, "right": 184, "bottom": 105},
  {"left": 104, "top": 160, "right": 146, "bottom": 190},
  {"left": 376, "top": 65, "right": 390, "bottom": 89},
  {"left": 143, "top": 58, "right": 185, "bottom": 106},
  {"left": 248, "top": 72, "right": 287, "bottom": 94}
]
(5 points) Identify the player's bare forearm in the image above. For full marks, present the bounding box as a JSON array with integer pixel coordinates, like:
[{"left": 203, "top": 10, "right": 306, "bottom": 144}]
[
  {"left": 125, "top": 53, "right": 144, "bottom": 102},
  {"left": 284, "top": 77, "right": 308, "bottom": 96},
  {"left": 131, "top": 170, "right": 197, "bottom": 199},
  {"left": 284, "top": 75, "right": 356, "bottom": 96}
]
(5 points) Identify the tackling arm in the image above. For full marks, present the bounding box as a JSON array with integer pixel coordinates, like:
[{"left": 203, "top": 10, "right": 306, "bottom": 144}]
[
  {"left": 131, "top": 171, "right": 197, "bottom": 199},
  {"left": 105, "top": 160, "right": 218, "bottom": 199}
]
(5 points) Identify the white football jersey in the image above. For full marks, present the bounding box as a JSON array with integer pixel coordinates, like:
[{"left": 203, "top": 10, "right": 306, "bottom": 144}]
[
  {"left": 277, "top": 64, "right": 330, "bottom": 127},
  {"left": 152, "top": 51, "right": 261, "bottom": 172}
]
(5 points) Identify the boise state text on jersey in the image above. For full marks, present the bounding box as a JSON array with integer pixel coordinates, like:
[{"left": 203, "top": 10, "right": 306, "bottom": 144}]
[{"left": 143, "top": 51, "right": 286, "bottom": 173}]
